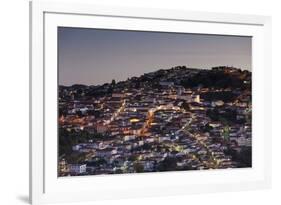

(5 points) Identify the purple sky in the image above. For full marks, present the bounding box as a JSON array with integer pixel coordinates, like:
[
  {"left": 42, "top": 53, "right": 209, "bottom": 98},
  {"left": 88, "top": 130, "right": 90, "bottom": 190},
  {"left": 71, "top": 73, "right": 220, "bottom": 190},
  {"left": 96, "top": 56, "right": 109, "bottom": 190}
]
[{"left": 58, "top": 27, "right": 251, "bottom": 86}]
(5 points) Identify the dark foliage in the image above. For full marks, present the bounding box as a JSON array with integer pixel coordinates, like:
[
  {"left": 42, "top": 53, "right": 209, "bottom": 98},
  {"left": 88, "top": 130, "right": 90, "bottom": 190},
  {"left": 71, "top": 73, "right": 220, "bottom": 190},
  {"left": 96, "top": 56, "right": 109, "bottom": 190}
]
[
  {"left": 206, "top": 108, "right": 239, "bottom": 124},
  {"left": 200, "top": 91, "right": 238, "bottom": 102},
  {"left": 181, "top": 70, "right": 245, "bottom": 89},
  {"left": 224, "top": 147, "right": 252, "bottom": 167},
  {"left": 158, "top": 157, "right": 178, "bottom": 171}
]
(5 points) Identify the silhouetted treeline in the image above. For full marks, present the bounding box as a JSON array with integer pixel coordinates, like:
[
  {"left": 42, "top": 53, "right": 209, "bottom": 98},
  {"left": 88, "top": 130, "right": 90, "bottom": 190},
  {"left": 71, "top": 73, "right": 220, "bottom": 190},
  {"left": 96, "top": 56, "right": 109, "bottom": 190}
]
[
  {"left": 180, "top": 70, "right": 249, "bottom": 89},
  {"left": 200, "top": 91, "right": 238, "bottom": 102}
]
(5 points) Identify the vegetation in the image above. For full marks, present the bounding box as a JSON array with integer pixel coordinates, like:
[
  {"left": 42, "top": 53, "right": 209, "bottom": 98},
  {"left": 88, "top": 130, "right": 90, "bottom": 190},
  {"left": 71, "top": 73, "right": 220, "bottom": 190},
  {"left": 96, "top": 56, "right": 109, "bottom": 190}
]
[
  {"left": 158, "top": 157, "right": 178, "bottom": 171},
  {"left": 200, "top": 91, "right": 238, "bottom": 102},
  {"left": 206, "top": 108, "right": 241, "bottom": 124},
  {"left": 224, "top": 147, "right": 252, "bottom": 167},
  {"left": 59, "top": 128, "right": 104, "bottom": 158},
  {"left": 133, "top": 162, "right": 144, "bottom": 173},
  {"left": 180, "top": 70, "right": 247, "bottom": 89}
]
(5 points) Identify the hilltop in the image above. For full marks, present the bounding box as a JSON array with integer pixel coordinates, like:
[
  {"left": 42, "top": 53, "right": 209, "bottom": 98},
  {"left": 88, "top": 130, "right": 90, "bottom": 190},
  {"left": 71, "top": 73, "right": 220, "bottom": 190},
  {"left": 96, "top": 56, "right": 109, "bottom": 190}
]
[{"left": 59, "top": 66, "right": 251, "bottom": 101}]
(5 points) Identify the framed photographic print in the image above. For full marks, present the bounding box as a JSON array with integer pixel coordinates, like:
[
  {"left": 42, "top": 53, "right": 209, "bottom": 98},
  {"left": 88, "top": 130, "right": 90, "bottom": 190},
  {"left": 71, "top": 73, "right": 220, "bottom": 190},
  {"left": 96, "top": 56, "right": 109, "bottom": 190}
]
[{"left": 30, "top": 1, "right": 272, "bottom": 204}]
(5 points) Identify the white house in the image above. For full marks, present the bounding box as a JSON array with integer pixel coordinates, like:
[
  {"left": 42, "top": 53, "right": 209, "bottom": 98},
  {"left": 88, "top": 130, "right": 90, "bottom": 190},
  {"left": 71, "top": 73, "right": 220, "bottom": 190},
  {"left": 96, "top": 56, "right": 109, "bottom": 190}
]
[{"left": 124, "top": 135, "right": 136, "bottom": 141}]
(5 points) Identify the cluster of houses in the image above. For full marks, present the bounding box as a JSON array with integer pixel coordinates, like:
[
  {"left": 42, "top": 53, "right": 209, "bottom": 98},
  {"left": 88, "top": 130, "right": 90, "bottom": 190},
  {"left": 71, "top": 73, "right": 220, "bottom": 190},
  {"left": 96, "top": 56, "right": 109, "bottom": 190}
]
[{"left": 58, "top": 67, "right": 252, "bottom": 176}]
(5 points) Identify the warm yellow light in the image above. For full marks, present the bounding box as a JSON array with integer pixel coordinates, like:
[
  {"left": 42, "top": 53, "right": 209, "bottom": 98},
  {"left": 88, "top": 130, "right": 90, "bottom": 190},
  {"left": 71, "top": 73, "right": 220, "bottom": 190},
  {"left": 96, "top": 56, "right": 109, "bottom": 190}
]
[{"left": 130, "top": 118, "right": 140, "bottom": 123}]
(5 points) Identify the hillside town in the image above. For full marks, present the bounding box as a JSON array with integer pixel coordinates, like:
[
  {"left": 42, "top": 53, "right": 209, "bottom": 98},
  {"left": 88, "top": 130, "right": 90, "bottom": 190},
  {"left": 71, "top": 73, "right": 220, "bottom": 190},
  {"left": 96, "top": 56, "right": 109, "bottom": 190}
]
[{"left": 58, "top": 66, "right": 252, "bottom": 176}]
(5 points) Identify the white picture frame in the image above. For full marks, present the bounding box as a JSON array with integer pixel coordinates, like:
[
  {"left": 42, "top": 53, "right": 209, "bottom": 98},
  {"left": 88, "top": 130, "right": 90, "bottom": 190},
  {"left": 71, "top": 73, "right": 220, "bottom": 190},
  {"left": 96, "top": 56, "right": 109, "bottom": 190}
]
[{"left": 30, "top": 1, "right": 272, "bottom": 204}]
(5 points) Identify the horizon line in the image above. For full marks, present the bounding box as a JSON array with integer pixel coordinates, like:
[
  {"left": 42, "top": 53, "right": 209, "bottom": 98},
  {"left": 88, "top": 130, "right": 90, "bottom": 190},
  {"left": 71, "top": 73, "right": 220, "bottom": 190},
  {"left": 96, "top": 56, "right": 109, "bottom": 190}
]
[{"left": 59, "top": 65, "right": 251, "bottom": 87}]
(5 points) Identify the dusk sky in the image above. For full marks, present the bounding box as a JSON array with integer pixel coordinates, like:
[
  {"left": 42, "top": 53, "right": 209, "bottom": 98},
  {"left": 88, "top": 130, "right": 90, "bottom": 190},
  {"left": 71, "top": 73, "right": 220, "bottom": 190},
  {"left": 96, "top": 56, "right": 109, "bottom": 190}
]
[{"left": 58, "top": 27, "right": 251, "bottom": 86}]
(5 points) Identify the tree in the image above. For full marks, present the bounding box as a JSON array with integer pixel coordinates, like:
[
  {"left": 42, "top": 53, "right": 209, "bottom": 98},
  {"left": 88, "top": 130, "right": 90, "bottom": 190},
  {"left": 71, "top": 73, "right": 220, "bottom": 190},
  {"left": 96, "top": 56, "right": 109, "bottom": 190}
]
[
  {"left": 222, "top": 125, "right": 230, "bottom": 141},
  {"left": 237, "top": 147, "right": 252, "bottom": 167},
  {"left": 181, "top": 101, "right": 190, "bottom": 111},
  {"left": 134, "top": 162, "right": 144, "bottom": 173},
  {"left": 111, "top": 79, "right": 116, "bottom": 86},
  {"left": 158, "top": 157, "right": 178, "bottom": 171}
]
